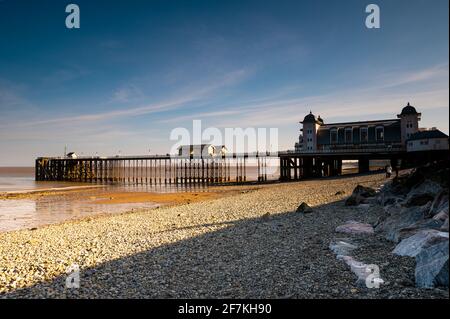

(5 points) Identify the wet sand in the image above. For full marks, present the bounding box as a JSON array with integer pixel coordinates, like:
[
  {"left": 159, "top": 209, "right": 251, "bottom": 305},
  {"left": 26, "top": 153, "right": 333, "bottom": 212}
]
[{"left": 0, "top": 183, "right": 261, "bottom": 233}]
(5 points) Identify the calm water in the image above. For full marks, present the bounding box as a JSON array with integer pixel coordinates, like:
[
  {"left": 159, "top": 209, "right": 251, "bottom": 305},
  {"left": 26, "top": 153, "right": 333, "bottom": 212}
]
[
  {"left": 0, "top": 166, "right": 280, "bottom": 232},
  {"left": 0, "top": 161, "right": 385, "bottom": 232},
  {"left": 0, "top": 167, "right": 94, "bottom": 192},
  {"left": 0, "top": 168, "right": 199, "bottom": 232}
]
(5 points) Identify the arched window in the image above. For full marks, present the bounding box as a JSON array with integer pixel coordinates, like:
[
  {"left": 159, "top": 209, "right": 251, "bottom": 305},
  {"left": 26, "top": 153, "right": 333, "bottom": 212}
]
[
  {"left": 345, "top": 127, "right": 353, "bottom": 143},
  {"left": 330, "top": 128, "right": 338, "bottom": 144},
  {"left": 360, "top": 127, "right": 368, "bottom": 142},
  {"left": 376, "top": 126, "right": 384, "bottom": 142}
]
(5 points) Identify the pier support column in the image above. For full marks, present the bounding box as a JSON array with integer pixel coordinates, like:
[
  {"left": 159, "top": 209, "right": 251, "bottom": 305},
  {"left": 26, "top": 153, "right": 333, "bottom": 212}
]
[
  {"left": 358, "top": 157, "right": 370, "bottom": 174},
  {"left": 303, "top": 157, "right": 313, "bottom": 178},
  {"left": 337, "top": 159, "right": 343, "bottom": 175}
]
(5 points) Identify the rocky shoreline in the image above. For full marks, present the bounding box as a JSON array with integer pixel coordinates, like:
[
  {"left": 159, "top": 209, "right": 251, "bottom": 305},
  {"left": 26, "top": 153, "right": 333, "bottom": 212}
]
[{"left": 0, "top": 171, "right": 448, "bottom": 298}]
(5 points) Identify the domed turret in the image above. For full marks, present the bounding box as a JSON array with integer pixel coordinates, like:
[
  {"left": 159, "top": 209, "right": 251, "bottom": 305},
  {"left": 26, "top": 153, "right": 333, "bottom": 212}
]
[
  {"left": 302, "top": 111, "right": 317, "bottom": 123},
  {"left": 400, "top": 102, "right": 418, "bottom": 116},
  {"left": 397, "top": 102, "right": 421, "bottom": 145},
  {"left": 300, "top": 110, "right": 320, "bottom": 152}
]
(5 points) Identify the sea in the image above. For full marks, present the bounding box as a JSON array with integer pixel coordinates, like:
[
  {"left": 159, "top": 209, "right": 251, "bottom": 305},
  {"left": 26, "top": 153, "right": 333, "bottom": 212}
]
[{"left": 0, "top": 161, "right": 386, "bottom": 232}]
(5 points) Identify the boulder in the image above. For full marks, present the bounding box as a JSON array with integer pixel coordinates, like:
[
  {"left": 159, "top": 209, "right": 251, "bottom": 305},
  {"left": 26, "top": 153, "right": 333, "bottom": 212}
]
[
  {"left": 352, "top": 185, "right": 377, "bottom": 198},
  {"left": 405, "top": 193, "right": 435, "bottom": 207},
  {"left": 345, "top": 195, "right": 361, "bottom": 206},
  {"left": 433, "top": 209, "right": 449, "bottom": 222},
  {"left": 345, "top": 185, "right": 377, "bottom": 206},
  {"left": 390, "top": 170, "right": 425, "bottom": 195},
  {"left": 391, "top": 161, "right": 449, "bottom": 196},
  {"left": 396, "top": 219, "right": 445, "bottom": 242},
  {"left": 383, "top": 197, "right": 400, "bottom": 207},
  {"left": 393, "top": 229, "right": 449, "bottom": 257},
  {"left": 404, "top": 180, "right": 443, "bottom": 207},
  {"left": 296, "top": 202, "right": 313, "bottom": 213},
  {"left": 376, "top": 203, "right": 430, "bottom": 242},
  {"left": 335, "top": 190, "right": 345, "bottom": 196},
  {"left": 441, "top": 218, "right": 449, "bottom": 232},
  {"left": 336, "top": 221, "right": 374, "bottom": 235},
  {"left": 428, "top": 189, "right": 449, "bottom": 217},
  {"left": 415, "top": 239, "right": 449, "bottom": 288}
]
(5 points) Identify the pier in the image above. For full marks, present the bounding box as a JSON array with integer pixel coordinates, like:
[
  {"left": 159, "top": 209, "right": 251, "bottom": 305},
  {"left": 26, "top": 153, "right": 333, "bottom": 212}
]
[
  {"left": 35, "top": 149, "right": 448, "bottom": 184},
  {"left": 35, "top": 154, "right": 273, "bottom": 185},
  {"left": 279, "top": 149, "right": 449, "bottom": 181}
]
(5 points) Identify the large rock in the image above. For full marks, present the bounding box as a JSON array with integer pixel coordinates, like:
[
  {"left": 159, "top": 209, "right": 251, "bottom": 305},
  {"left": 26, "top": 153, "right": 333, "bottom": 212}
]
[
  {"left": 391, "top": 161, "right": 449, "bottom": 196},
  {"left": 382, "top": 196, "right": 403, "bottom": 207},
  {"left": 405, "top": 193, "right": 435, "bottom": 207},
  {"left": 376, "top": 203, "right": 430, "bottom": 242},
  {"left": 428, "top": 189, "right": 449, "bottom": 217},
  {"left": 415, "top": 239, "right": 449, "bottom": 288},
  {"left": 353, "top": 185, "right": 377, "bottom": 198},
  {"left": 404, "top": 180, "right": 442, "bottom": 207},
  {"left": 336, "top": 221, "right": 374, "bottom": 235},
  {"left": 345, "top": 185, "right": 377, "bottom": 206},
  {"left": 396, "top": 219, "right": 445, "bottom": 242},
  {"left": 345, "top": 195, "right": 365, "bottom": 206},
  {"left": 441, "top": 218, "right": 449, "bottom": 232},
  {"left": 296, "top": 202, "right": 313, "bottom": 213},
  {"left": 393, "top": 229, "right": 449, "bottom": 257},
  {"left": 433, "top": 210, "right": 449, "bottom": 222}
]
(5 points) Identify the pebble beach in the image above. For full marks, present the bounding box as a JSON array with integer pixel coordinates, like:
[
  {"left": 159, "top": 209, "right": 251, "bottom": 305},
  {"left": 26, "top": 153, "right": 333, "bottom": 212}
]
[{"left": 0, "top": 173, "right": 448, "bottom": 299}]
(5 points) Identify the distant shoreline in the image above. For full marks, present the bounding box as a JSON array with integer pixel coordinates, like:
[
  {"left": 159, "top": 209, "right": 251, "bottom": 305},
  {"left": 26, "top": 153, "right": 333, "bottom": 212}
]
[{"left": 0, "top": 185, "right": 105, "bottom": 197}]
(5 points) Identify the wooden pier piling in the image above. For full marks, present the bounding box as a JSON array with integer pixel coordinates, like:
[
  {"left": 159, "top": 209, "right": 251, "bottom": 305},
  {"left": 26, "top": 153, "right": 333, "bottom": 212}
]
[{"left": 35, "top": 153, "right": 272, "bottom": 186}]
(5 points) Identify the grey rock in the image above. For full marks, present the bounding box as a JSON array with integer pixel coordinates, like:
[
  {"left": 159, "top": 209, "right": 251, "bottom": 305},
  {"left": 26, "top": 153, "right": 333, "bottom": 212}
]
[
  {"left": 345, "top": 185, "right": 377, "bottom": 206},
  {"left": 397, "top": 219, "right": 445, "bottom": 242},
  {"left": 428, "top": 189, "right": 449, "bottom": 217},
  {"left": 376, "top": 203, "right": 430, "bottom": 242},
  {"left": 393, "top": 229, "right": 449, "bottom": 257},
  {"left": 404, "top": 180, "right": 443, "bottom": 207},
  {"left": 433, "top": 210, "right": 449, "bottom": 222},
  {"left": 405, "top": 193, "right": 434, "bottom": 207},
  {"left": 352, "top": 185, "right": 377, "bottom": 198},
  {"left": 415, "top": 239, "right": 449, "bottom": 288},
  {"left": 441, "top": 218, "right": 449, "bottom": 232},
  {"left": 345, "top": 195, "right": 361, "bottom": 206},
  {"left": 383, "top": 197, "right": 399, "bottom": 206}
]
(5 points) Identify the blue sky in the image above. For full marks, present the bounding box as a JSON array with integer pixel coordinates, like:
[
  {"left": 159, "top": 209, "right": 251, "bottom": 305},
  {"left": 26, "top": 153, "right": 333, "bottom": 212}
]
[{"left": 0, "top": 0, "right": 448, "bottom": 166}]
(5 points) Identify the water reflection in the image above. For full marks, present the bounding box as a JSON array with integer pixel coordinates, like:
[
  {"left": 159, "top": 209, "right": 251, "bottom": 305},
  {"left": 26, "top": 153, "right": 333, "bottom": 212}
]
[{"left": 0, "top": 194, "right": 159, "bottom": 232}]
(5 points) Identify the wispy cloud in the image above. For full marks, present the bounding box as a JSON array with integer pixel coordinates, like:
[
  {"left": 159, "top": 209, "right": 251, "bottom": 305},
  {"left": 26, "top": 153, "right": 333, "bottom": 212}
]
[
  {"left": 369, "top": 63, "right": 449, "bottom": 90},
  {"left": 110, "top": 84, "right": 144, "bottom": 103},
  {"left": 1, "top": 68, "right": 251, "bottom": 128},
  {"left": 188, "top": 63, "right": 449, "bottom": 129}
]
